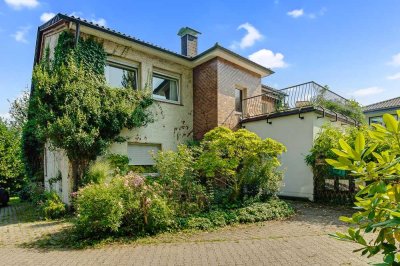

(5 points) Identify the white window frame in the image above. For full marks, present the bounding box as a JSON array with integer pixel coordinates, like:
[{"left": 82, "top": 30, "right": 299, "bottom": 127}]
[
  {"left": 105, "top": 59, "right": 140, "bottom": 90},
  {"left": 152, "top": 70, "right": 181, "bottom": 104}
]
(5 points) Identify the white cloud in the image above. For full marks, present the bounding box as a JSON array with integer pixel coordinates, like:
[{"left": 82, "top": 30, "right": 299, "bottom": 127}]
[
  {"left": 11, "top": 26, "right": 30, "bottom": 43},
  {"left": 4, "top": 0, "right": 39, "bottom": 9},
  {"left": 91, "top": 17, "right": 106, "bottom": 27},
  {"left": 287, "top": 8, "right": 326, "bottom": 19},
  {"left": 387, "top": 72, "right": 400, "bottom": 80},
  {"left": 248, "top": 49, "right": 288, "bottom": 69},
  {"left": 287, "top": 9, "right": 304, "bottom": 18},
  {"left": 349, "top": 87, "right": 384, "bottom": 97},
  {"left": 230, "top": 22, "right": 263, "bottom": 50},
  {"left": 40, "top": 12, "right": 55, "bottom": 23},
  {"left": 388, "top": 53, "right": 400, "bottom": 66}
]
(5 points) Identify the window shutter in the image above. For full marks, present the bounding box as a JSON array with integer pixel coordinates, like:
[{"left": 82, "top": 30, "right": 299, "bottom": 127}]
[{"left": 127, "top": 144, "right": 161, "bottom": 165}]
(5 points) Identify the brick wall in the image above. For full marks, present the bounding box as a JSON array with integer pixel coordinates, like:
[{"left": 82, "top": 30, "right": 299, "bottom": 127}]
[
  {"left": 193, "top": 58, "right": 218, "bottom": 139},
  {"left": 217, "top": 58, "right": 262, "bottom": 129},
  {"left": 193, "top": 57, "right": 263, "bottom": 139}
]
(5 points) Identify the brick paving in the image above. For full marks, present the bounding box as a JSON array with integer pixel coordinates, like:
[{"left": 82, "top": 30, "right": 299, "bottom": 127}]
[{"left": 0, "top": 201, "right": 379, "bottom": 265}]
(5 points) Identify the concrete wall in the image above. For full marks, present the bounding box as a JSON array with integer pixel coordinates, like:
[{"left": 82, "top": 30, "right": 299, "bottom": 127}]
[
  {"left": 243, "top": 111, "right": 342, "bottom": 201},
  {"left": 98, "top": 35, "right": 194, "bottom": 153}
]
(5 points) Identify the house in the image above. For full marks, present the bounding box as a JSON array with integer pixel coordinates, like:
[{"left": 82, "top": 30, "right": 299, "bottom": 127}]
[
  {"left": 363, "top": 96, "right": 400, "bottom": 125},
  {"left": 35, "top": 14, "right": 355, "bottom": 203}
]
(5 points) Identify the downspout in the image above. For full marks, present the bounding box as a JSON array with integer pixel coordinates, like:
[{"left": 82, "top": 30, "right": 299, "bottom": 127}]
[{"left": 74, "top": 21, "right": 80, "bottom": 47}]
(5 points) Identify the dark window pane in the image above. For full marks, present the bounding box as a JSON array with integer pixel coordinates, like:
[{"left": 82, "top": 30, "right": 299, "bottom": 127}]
[
  {"left": 235, "top": 89, "right": 243, "bottom": 112},
  {"left": 105, "top": 64, "right": 137, "bottom": 89},
  {"left": 369, "top": 116, "right": 383, "bottom": 125},
  {"left": 152, "top": 74, "right": 179, "bottom": 102}
]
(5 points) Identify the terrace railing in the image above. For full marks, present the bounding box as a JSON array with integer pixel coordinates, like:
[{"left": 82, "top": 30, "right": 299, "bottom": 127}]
[{"left": 242, "top": 81, "right": 349, "bottom": 119}]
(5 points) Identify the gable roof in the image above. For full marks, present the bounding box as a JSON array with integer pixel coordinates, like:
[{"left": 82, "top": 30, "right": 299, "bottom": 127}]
[
  {"left": 34, "top": 13, "right": 272, "bottom": 77},
  {"left": 363, "top": 96, "right": 400, "bottom": 113}
]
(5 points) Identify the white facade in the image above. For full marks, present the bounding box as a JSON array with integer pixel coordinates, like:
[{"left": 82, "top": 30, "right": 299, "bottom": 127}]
[
  {"left": 43, "top": 31, "right": 194, "bottom": 204},
  {"left": 243, "top": 111, "right": 343, "bottom": 201}
]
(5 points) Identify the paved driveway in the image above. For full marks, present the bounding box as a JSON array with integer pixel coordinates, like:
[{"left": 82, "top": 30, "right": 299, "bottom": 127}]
[{"left": 0, "top": 201, "right": 378, "bottom": 265}]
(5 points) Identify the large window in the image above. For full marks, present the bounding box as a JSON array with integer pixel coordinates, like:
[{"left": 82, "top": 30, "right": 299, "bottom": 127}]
[
  {"left": 105, "top": 63, "right": 138, "bottom": 89},
  {"left": 152, "top": 73, "right": 179, "bottom": 102},
  {"left": 235, "top": 88, "right": 243, "bottom": 113}
]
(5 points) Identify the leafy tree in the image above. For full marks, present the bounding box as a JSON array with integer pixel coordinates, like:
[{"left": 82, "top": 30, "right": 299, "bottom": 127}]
[
  {"left": 0, "top": 119, "right": 26, "bottom": 193},
  {"left": 9, "top": 90, "right": 29, "bottom": 130},
  {"left": 327, "top": 112, "right": 400, "bottom": 265},
  {"left": 27, "top": 31, "right": 154, "bottom": 192}
]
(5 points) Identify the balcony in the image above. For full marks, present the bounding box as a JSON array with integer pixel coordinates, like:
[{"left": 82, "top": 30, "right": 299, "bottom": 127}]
[{"left": 241, "top": 81, "right": 359, "bottom": 124}]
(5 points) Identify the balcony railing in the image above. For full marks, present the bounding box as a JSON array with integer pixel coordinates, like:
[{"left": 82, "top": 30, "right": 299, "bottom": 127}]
[{"left": 242, "top": 81, "right": 350, "bottom": 119}]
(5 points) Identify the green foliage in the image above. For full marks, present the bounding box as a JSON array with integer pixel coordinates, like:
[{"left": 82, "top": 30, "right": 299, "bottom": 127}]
[
  {"left": 39, "top": 191, "right": 66, "bottom": 219},
  {"left": 186, "top": 217, "right": 214, "bottom": 230},
  {"left": 26, "top": 30, "right": 154, "bottom": 190},
  {"left": 305, "top": 123, "right": 369, "bottom": 179},
  {"left": 154, "top": 145, "right": 208, "bottom": 215},
  {"left": 75, "top": 182, "right": 125, "bottom": 237},
  {"left": 107, "top": 154, "right": 129, "bottom": 174},
  {"left": 315, "top": 87, "right": 365, "bottom": 123},
  {"left": 0, "top": 119, "right": 26, "bottom": 193},
  {"left": 181, "top": 199, "right": 293, "bottom": 230},
  {"left": 235, "top": 200, "right": 295, "bottom": 223},
  {"left": 74, "top": 172, "right": 174, "bottom": 238},
  {"left": 195, "top": 127, "right": 286, "bottom": 203},
  {"left": 81, "top": 161, "right": 111, "bottom": 186},
  {"left": 326, "top": 111, "right": 400, "bottom": 265}
]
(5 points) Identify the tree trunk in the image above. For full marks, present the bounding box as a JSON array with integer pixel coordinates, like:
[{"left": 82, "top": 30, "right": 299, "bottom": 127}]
[{"left": 70, "top": 158, "right": 90, "bottom": 193}]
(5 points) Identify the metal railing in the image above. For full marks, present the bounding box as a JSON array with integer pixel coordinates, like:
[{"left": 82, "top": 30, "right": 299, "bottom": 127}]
[{"left": 242, "top": 81, "right": 349, "bottom": 119}]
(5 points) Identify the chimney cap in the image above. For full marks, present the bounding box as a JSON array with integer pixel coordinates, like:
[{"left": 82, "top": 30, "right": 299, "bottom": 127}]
[{"left": 177, "top": 27, "right": 201, "bottom": 37}]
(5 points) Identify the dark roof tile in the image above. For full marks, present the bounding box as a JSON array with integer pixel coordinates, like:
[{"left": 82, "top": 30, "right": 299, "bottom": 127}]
[{"left": 363, "top": 96, "right": 400, "bottom": 113}]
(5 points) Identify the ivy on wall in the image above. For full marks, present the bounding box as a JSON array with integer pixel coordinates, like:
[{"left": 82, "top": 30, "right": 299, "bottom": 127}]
[{"left": 23, "top": 30, "right": 154, "bottom": 190}]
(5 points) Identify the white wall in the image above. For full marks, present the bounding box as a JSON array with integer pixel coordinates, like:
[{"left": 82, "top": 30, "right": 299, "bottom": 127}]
[
  {"left": 42, "top": 31, "right": 194, "bottom": 204},
  {"left": 44, "top": 143, "right": 70, "bottom": 204},
  {"left": 243, "top": 112, "right": 341, "bottom": 201}
]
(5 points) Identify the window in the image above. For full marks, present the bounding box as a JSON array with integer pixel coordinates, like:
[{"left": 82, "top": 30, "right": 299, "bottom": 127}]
[
  {"left": 235, "top": 88, "right": 243, "bottom": 113},
  {"left": 152, "top": 73, "right": 179, "bottom": 102},
  {"left": 105, "top": 63, "right": 138, "bottom": 89},
  {"left": 369, "top": 114, "right": 398, "bottom": 125},
  {"left": 369, "top": 116, "right": 383, "bottom": 125},
  {"left": 127, "top": 144, "right": 161, "bottom": 166}
]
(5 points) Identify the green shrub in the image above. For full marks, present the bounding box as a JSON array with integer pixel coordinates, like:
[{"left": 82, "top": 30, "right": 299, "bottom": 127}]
[
  {"left": 107, "top": 154, "right": 129, "bottom": 174},
  {"left": 81, "top": 160, "right": 111, "bottom": 186},
  {"left": 327, "top": 112, "right": 400, "bottom": 264},
  {"left": 186, "top": 217, "right": 213, "bottom": 230},
  {"left": 117, "top": 172, "right": 175, "bottom": 235},
  {"left": 154, "top": 145, "right": 208, "bottom": 216},
  {"left": 195, "top": 127, "right": 286, "bottom": 204},
  {"left": 74, "top": 182, "right": 125, "bottom": 237},
  {"left": 236, "top": 200, "right": 294, "bottom": 223},
  {"left": 75, "top": 172, "right": 174, "bottom": 237},
  {"left": 18, "top": 182, "right": 44, "bottom": 203},
  {"left": 40, "top": 191, "right": 66, "bottom": 219}
]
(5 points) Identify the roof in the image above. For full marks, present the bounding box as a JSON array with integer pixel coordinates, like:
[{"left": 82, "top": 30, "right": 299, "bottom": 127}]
[
  {"left": 34, "top": 13, "right": 272, "bottom": 76},
  {"left": 363, "top": 96, "right": 400, "bottom": 113},
  {"left": 177, "top": 27, "right": 201, "bottom": 37},
  {"left": 261, "top": 84, "right": 285, "bottom": 97}
]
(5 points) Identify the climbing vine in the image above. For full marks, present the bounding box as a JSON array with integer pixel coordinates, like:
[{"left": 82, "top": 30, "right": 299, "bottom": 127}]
[{"left": 23, "top": 30, "right": 154, "bottom": 190}]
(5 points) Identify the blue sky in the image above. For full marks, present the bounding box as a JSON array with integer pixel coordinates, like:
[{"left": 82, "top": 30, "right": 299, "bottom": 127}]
[{"left": 1, "top": 0, "right": 400, "bottom": 118}]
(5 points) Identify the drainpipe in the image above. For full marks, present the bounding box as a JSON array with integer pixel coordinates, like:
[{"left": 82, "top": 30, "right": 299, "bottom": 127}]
[{"left": 74, "top": 22, "right": 80, "bottom": 47}]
